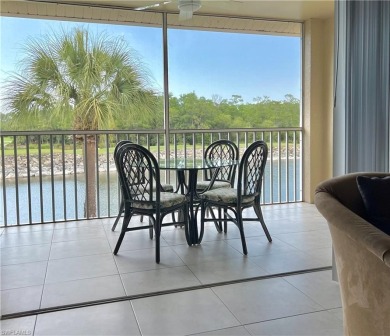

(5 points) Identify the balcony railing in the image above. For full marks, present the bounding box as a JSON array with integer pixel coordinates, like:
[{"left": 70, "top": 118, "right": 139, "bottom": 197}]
[{"left": 0, "top": 128, "right": 302, "bottom": 227}]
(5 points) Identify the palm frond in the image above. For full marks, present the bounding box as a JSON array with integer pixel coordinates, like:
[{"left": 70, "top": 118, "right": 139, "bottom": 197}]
[{"left": 3, "top": 27, "right": 159, "bottom": 131}]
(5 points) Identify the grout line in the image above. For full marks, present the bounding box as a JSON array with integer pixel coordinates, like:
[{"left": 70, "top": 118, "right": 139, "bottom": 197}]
[
  {"left": 103, "top": 219, "right": 128, "bottom": 298},
  {"left": 242, "top": 307, "right": 340, "bottom": 328},
  {"left": 37, "top": 228, "right": 55, "bottom": 311},
  {"left": 1, "top": 265, "right": 332, "bottom": 320}
]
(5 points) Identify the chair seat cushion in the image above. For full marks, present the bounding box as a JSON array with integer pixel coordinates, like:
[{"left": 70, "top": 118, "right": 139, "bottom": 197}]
[
  {"left": 196, "top": 180, "right": 231, "bottom": 191},
  {"left": 200, "top": 188, "right": 256, "bottom": 204},
  {"left": 160, "top": 184, "right": 174, "bottom": 192},
  {"left": 134, "top": 184, "right": 173, "bottom": 194},
  {"left": 132, "top": 192, "right": 186, "bottom": 209}
]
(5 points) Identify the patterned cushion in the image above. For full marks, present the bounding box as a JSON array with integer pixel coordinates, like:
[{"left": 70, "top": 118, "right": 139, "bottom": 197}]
[
  {"left": 196, "top": 180, "right": 231, "bottom": 191},
  {"left": 160, "top": 184, "right": 174, "bottom": 192},
  {"left": 132, "top": 192, "right": 186, "bottom": 209},
  {"left": 200, "top": 188, "right": 256, "bottom": 204},
  {"left": 133, "top": 184, "right": 173, "bottom": 194}
]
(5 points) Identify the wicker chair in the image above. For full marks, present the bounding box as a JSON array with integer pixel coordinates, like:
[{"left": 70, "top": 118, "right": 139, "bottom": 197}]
[
  {"left": 111, "top": 140, "right": 174, "bottom": 231},
  {"left": 113, "top": 143, "right": 189, "bottom": 263},
  {"left": 196, "top": 139, "right": 239, "bottom": 192},
  {"left": 199, "top": 140, "right": 271, "bottom": 254}
]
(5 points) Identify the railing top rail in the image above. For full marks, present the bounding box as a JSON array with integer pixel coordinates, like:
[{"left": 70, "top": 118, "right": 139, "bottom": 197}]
[
  {"left": 170, "top": 127, "right": 302, "bottom": 134},
  {"left": 0, "top": 130, "right": 165, "bottom": 136},
  {"left": 0, "top": 127, "right": 302, "bottom": 136}
]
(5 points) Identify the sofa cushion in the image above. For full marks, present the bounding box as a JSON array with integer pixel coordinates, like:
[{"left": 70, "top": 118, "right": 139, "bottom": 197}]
[{"left": 356, "top": 175, "right": 390, "bottom": 235}]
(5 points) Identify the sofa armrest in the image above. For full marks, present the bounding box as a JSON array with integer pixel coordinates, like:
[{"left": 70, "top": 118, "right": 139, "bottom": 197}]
[
  {"left": 316, "top": 189, "right": 390, "bottom": 336},
  {"left": 315, "top": 191, "right": 390, "bottom": 264}
]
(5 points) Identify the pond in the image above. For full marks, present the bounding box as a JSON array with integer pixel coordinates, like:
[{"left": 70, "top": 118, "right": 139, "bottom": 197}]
[{"left": 0, "top": 159, "right": 301, "bottom": 226}]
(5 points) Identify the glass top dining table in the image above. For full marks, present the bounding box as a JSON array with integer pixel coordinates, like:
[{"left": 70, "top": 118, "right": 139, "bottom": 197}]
[
  {"left": 159, "top": 159, "right": 239, "bottom": 170},
  {"left": 159, "top": 159, "right": 239, "bottom": 245}
]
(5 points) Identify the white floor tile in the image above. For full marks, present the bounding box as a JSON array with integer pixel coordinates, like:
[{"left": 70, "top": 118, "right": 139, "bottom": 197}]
[
  {"left": 132, "top": 289, "right": 240, "bottom": 335},
  {"left": 303, "top": 247, "right": 333, "bottom": 266},
  {"left": 187, "top": 257, "right": 268, "bottom": 284},
  {"left": 0, "top": 316, "right": 36, "bottom": 335},
  {"left": 107, "top": 229, "right": 169, "bottom": 252},
  {"left": 49, "top": 238, "right": 111, "bottom": 259},
  {"left": 114, "top": 246, "right": 184, "bottom": 273},
  {"left": 198, "top": 225, "right": 228, "bottom": 243},
  {"left": 266, "top": 219, "right": 327, "bottom": 235},
  {"left": 275, "top": 230, "right": 332, "bottom": 251},
  {"left": 41, "top": 275, "right": 126, "bottom": 308},
  {"left": 0, "top": 230, "right": 53, "bottom": 248},
  {"left": 208, "top": 222, "right": 266, "bottom": 241},
  {"left": 52, "top": 226, "right": 106, "bottom": 242},
  {"left": 192, "top": 326, "right": 252, "bottom": 336},
  {"left": 327, "top": 307, "right": 344, "bottom": 322},
  {"left": 1, "top": 285, "right": 43, "bottom": 315},
  {"left": 284, "top": 270, "right": 342, "bottom": 309},
  {"left": 212, "top": 278, "right": 323, "bottom": 325},
  {"left": 1, "top": 244, "right": 51, "bottom": 265},
  {"left": 171, "top": 240, "right": 244, "bottom": 265},
  {"left": 121, "top": 266, "right": 201, "bottom": 296},
  {"left": 1, "top": 224, "right": 54, "bottom": 233},
  {"left": 244, "top": 310, "right": 344, "bottom": 336},
  {"left": 250, "top": 250, "right": 326, "bottom": 274},
  {"left": 34, "top": 301, "right": 140, "bottom": 335},
  {"left": 52, "top": 219, "right": 104, "bottom": 230},
  {"left": 1, "top": 261, "right": 47, "bottom": 290},
  {"left": 162, "top": 226, "right": 199, "bottom": 245},
  {"left": 226, "top": 236, "right": 299, "bottom": 257},
  {"left": 45, "top": 253, "right": 118, "bottom": 283}
]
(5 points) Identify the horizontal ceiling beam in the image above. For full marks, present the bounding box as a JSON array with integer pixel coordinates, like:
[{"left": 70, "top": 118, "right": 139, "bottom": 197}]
[{"left": 1, "top": 0, "right": 301, "bottom": 36}]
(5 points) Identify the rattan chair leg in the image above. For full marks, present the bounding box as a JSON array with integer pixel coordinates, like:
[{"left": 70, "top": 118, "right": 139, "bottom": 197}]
[
  {"left": 223, "top": 209, "right": 228, "bottom": 233},
  {"left": 254, "top": 203, "right": 272, "bottom": 242},
  {"left": 149, "top": 217, "right": 154, "bottom": 239},
  {"left": 111, "top": 200, "right": 124, "bottom": 231},
  {"left": 207, "top": 207, "right": 222, "bottom": 233},
  {"left": 236, "top": 210, "right": 248, "bottom": 255},
  {"left": 154, "top": 216, "right": 161, "bottom": 263},
  {"left": 113, "top": 232, "right": 125, "bottom": 255}
]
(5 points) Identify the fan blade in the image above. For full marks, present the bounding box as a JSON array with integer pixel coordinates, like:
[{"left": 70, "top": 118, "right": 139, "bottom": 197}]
[{"left": 134, "top": 1, "right": 171, "bottom": 11}]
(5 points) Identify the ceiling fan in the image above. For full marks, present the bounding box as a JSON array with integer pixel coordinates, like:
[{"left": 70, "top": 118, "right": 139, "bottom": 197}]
[{"left": 134, "top": 0, "right": 202, "bottom": 20}]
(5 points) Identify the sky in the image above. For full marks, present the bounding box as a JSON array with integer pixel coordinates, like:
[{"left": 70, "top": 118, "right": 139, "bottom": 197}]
[{"left": 0, "top": 16, "right": 301, "bottom": 109}]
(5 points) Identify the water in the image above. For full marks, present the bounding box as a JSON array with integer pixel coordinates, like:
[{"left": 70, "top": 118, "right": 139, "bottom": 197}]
[{"left": 0, "top": 159, "right": 301, "bottom": 226}]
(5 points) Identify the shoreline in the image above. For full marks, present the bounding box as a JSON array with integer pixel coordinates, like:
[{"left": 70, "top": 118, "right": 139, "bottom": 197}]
[{"left": 0, "top": 148, "right": 300, "bottom": 180}]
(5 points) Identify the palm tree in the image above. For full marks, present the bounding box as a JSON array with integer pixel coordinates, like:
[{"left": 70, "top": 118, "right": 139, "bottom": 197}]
[{"left": 4, "top": 27, "right": 158, "bottom": 218}]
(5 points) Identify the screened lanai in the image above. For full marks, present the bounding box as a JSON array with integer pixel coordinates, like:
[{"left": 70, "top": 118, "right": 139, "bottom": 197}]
[{"left": 0, "top": 1, "right": 341, "bottom": 333}]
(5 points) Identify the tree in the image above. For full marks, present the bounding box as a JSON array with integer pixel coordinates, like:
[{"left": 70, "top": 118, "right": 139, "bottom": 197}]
[{"left": 3, "top": 27, "right": 158, "bottom": 218}]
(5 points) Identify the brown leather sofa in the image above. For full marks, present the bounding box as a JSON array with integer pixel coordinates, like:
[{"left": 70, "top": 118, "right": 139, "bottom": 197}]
[{"left": 314, "top": 172, "right": 390, "bottom": 336}]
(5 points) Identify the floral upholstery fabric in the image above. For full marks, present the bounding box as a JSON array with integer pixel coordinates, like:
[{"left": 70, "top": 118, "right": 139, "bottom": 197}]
[
  {"left": 132, "top": 192, "right": 186, "bottom": 209},
  {"left": 196, "top": 180, "right": 231, "bottom": 191},
  {"left": 130, "top": 184, "right": 173, "bottom": 195},
  {"left": 160, "top": 184, "right": 174, "bottom": 192},
  {"left": 200, "top": 188, "right": 256, "bottom": 204}
]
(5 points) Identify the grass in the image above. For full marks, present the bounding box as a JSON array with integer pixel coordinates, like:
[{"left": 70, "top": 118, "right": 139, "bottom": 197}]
[
  {"left": 3, "top": 137, "right": 13, "bottom": 145},
  {"left": 2, "top": 139, "right": 300, "bottom": 156},
  {"left": 1, "top": 143, "right": 166, "bottom": 156}
]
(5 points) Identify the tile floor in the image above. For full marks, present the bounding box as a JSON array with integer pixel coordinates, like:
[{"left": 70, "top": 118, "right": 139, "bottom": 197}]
[{"left": 1, "top": 203, "right": 343, "bottom": 335}]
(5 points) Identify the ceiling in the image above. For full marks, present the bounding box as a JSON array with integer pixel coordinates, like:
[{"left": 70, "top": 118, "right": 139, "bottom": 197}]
[{"left": 47, "top": 0, "right": 335, "bottom": 21}]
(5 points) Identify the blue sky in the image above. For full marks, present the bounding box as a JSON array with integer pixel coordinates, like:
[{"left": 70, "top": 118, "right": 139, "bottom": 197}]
[{"left": 0, "top": 16, "right": 301, "bottom": 105}]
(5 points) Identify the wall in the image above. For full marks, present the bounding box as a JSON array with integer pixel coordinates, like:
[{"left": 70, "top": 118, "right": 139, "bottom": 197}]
[{"left": 303, "top": 18, "right": 334, "bottom": 203}]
